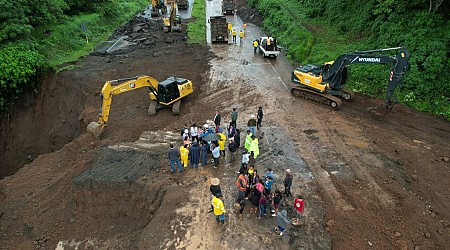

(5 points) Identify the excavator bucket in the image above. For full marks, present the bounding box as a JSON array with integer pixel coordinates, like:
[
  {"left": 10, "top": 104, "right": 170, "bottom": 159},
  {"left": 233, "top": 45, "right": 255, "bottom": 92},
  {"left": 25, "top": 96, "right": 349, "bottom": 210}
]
[
  {"left": 367, "top": 101, "right": 396, "bottom": 116},
  {"left": 87, "top": 122, "right": 105, "bottom": 138}
]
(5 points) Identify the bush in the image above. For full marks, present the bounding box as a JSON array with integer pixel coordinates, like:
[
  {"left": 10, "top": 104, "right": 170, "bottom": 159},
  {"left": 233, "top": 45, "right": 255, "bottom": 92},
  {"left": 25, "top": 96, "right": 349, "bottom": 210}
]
[{"left": 0, "top": 44, "right": 47, "bottom": 111}]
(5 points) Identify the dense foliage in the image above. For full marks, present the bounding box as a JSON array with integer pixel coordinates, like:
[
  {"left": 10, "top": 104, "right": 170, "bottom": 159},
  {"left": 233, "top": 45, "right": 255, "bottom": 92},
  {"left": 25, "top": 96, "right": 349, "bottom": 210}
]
[
  {"left": 249, "top": 0, "right": 450, "bottom": 118},
  {"left": 0, "top": 0, "right": 147, "bottom": 113}
]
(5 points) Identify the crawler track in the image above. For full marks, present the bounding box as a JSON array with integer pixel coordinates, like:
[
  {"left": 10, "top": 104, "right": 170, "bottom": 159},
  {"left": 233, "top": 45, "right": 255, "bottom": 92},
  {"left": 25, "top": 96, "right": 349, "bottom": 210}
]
[{"left": 291, "top": 86, "right": 342, "bottom": 109}]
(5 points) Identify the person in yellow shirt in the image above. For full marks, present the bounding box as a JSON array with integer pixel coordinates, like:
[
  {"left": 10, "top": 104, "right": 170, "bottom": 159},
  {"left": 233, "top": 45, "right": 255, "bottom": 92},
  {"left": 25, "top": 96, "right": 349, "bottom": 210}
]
[
  {"left": 228, "top": 22, "right": 232, "bottom": 34},
  {"left": 249, "top": 135, "right": 259, "bottom": 164},
  {"left": 244, "top": 130, "right": 252, "bottom": 151},
  {"left": 218, "top": 132, "right": 226, "bottom": 157},
  {"left": 232, "top": 29, "right": 237, "bottom": 44},
  {"left": 180, "top": 144, "right": 189, "bottom": 168},
  {"left": 253, "top": 39, "right": 259, "bottom": 53},
  {"left": 239, "top": 30, "right": 244, "bottom": 44},
  {"left": 212, "top": 193, "right": 226, "bottom": 224}
]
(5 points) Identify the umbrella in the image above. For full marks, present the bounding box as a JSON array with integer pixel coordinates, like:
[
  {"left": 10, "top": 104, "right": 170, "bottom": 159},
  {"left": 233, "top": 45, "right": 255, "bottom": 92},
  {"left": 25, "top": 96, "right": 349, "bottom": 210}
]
[{"left": 202, "top": 133, "right": 220, "bottom": 141}]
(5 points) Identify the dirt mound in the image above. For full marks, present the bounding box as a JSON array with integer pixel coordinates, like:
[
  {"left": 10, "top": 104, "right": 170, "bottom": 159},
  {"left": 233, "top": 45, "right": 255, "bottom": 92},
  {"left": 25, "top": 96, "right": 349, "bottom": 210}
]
[{"left": 235, "top": 0, "right": 264, "bottom": 26}]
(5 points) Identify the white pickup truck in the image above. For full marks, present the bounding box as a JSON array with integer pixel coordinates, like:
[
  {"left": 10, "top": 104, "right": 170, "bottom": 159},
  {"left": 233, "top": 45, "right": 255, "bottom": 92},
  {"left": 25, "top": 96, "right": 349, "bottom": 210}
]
[{"left": 259, "top": 37, "right": 280, "bottom": 58}]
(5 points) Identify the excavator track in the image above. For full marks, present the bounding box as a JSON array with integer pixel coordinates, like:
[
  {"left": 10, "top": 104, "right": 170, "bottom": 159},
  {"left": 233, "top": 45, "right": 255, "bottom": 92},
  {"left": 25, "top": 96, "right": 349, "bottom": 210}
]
[
  {"left": 291, "top": 87, "right": 342, "bottom": 110},
  {"left": 148, "top": 100, "right": 158, "bottom": 116},
  {"left": 340, "top": 88, "right": 355, "bottom": 102},
  {"left": 172, "top": 100, "right": 181, "bottom": 115}
]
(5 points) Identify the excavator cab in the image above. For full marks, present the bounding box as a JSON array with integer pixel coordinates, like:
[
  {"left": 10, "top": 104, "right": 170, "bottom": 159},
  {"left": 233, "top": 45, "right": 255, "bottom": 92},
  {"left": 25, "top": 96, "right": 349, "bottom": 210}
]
[{"left": 157, "top": 77, "right": 185, "bottom": 103}]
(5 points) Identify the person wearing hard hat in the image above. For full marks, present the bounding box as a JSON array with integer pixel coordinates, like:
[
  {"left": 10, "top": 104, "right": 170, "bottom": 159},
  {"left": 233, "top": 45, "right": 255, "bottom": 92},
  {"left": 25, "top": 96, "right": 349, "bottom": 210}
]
[
  {"left": 243, "top": 23, "right": 247, "bottom": 33},
  {"left": 247, "top": 114, "right": 257, "bottom": 136},
  {"left": 284, "top": 169, "right": 293, "bottom": 197},
  {"left": 239, "top": 30, "right": 244, "bottom": 44},
  {"left": 228, "top": 22, "right": 232, "bottom": 34},
  {"left": 232, "top": 29, "right": 237, "bottom": 44},
  {"left": 253, "top": 39, "right": 259, "bottom": 53}
]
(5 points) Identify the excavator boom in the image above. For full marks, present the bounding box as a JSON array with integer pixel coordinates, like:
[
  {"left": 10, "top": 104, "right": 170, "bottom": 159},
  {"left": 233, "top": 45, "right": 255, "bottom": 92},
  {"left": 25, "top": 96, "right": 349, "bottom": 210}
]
[{"left": 87, "top": 76, "right": 160, "bottom": 137}]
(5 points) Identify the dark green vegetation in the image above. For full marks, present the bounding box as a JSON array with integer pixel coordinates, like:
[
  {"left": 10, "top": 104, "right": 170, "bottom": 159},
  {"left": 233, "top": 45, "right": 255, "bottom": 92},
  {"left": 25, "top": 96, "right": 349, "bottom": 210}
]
[
  {"left": 248, "top": 0, "right": 449, "bottom": 118},
  {"left": 187, "top": 0, "right": 206, "bottom": 44},
  {"left": 0, "top": 0, "right": 147, "bottom": 113}
]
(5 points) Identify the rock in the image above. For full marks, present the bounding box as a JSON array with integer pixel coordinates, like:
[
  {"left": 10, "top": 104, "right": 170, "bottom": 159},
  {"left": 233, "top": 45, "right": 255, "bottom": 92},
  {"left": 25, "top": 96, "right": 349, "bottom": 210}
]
[
  {"left": 442, "top": 157, "right": 449, "bottom": 162},
  {"left": 424, "top": 232, "right": 431, "bottom": 239},
  {"left": 70, "top": 218, "right": 75, "bottom": 223},
  {"left": 368, "top": 241, "right": 373, "bottom": 246},
  {"left": 326, "top": 220, "right": 335, "bottom": 227},
  {"left": 395, "top": 232, "right": 402, "bottom": 237},
  {"left": 411, "top": 175, "right": 418, "bottom": 181}
]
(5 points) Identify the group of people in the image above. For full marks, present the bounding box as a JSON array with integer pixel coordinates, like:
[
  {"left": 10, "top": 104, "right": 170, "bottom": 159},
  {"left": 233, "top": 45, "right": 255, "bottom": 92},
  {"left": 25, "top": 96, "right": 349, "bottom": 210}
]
[
  {"left": 228, "top": 22, "right": 246, "bottom": 44},
  {"left": 210, "top": 167, "right": 304, "bottom": 236},
  {"left": 167, "top": 106, "right": 266, "bottom": 172},
  {"left": 167, "top": 106, "right": 305, "bottom": 235}
]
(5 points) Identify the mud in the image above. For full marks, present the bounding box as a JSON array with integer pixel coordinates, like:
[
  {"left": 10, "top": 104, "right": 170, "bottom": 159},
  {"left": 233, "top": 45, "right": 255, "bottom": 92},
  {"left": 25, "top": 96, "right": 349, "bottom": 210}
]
[{"left": 0, "top": 1, "right": 449, "bottom": 250}]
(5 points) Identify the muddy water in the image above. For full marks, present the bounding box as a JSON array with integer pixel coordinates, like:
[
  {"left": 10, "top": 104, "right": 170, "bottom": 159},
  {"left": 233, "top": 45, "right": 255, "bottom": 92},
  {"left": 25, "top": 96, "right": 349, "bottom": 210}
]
[{"left": 163, "top": 2, "right": 332, "bottom": 249}]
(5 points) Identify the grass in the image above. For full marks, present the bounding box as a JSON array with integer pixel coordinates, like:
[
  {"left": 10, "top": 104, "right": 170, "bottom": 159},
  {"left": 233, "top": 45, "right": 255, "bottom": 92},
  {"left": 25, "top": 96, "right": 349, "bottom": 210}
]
[
  {"left": 187, "top": 0, "right": 206, "bottom": 44},
  {"left": 35, "top": 0, "right": 147, "bottom": 68}
]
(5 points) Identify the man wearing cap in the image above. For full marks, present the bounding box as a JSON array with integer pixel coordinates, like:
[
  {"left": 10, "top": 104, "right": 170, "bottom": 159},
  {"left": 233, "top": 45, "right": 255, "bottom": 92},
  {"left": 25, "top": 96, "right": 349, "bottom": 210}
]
[
  {"left": 212, "top": 193, "right": 226, "bottom": 225},
  {"left": 209, "top": 178, "right": 222, "bottom": 213},
  {"left": 284, "top": 169, "right": 293, "bottom": 197},
  {"left": 247, "top": 115, "right": 257, "bottom": 136}
]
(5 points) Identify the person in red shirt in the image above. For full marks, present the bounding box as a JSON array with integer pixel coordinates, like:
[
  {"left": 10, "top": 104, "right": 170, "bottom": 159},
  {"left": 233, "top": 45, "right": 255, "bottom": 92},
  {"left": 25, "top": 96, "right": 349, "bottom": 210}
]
[{"left": 293, "top": 195, "right": 304, "bottom": 225}]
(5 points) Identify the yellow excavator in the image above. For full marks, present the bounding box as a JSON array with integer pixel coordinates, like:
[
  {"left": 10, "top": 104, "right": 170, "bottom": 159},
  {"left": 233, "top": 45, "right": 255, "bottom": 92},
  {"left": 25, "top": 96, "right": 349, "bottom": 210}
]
[
  {"left": 87, "top": 75, "right": 193, "bottom": 138},
  {"left": 291, "top": 47, "right": 410, "bottom": 112},
  {"left": 151, "top": 0, "right": 167, "bottom": 17},
  {"left": 163, "top": 1, "right": 182, "bottom": 32}
]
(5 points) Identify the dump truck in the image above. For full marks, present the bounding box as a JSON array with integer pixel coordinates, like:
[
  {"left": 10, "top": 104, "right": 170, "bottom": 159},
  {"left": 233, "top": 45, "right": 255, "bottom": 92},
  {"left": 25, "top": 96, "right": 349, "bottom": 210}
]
[
  {"left": 177, "top": 0, "right": 189, "bottom": 9},
  {"left": 222, "top": 0, "right": 235, "bottom": 15},
  {"left": 209, "top": 16, "right": 228, "bottom": 43}
]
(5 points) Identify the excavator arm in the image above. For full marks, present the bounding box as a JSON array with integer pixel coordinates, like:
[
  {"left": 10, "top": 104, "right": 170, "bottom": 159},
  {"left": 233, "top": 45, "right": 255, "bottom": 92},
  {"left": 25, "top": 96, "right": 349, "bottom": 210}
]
[
  {"left": 87, "top": 76, "right": 160, "bottom": 137},
  {"left": 323, "top": 47, "right": 410, "bottom": 108}
]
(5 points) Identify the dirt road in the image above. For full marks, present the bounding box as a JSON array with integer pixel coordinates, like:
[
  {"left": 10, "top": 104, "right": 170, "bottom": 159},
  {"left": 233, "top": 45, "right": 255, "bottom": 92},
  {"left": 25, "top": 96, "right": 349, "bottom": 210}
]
[{"left": 1, "top": 2, "right": 450, "bottom": 250}]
